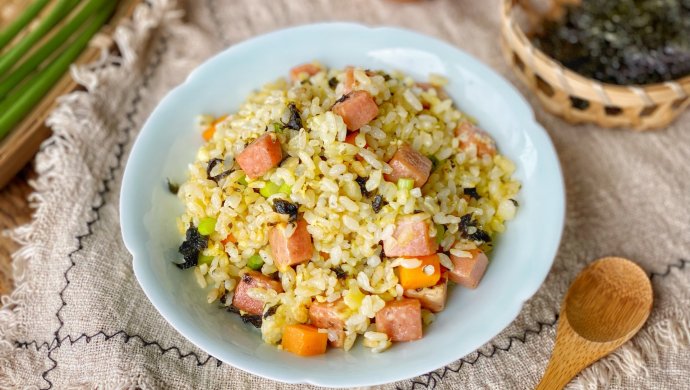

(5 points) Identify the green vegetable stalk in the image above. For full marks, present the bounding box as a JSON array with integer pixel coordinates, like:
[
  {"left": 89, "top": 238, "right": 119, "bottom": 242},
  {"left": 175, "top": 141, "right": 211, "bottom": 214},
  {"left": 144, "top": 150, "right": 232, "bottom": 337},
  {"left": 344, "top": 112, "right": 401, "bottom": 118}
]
[
  {"left": 0, "top": 0, "right": 51, "bottom": 51},
  {"left": 0, "top": 1, "right": 116, "bottom": 140},
  {"left": 0, "top": 0, "right": 108, "bottom": 99}
]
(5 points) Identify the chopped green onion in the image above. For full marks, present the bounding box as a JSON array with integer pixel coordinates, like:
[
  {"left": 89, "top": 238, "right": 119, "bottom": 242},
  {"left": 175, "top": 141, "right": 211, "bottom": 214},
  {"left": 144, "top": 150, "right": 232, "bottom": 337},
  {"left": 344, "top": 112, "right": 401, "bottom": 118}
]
[
  {"left": 0, "top": 0, "right": 108, "bottom": 99},
  {"left": 260, "top": 181, "right": 281, "bottom": 198},
  {"left": 198, "top": 217, "right": 217, "bottom": 236},
  {"left": 238, "top": 174, "right": 248, "bottom": 185},
  {"left": 397, "top": 178, "right": 414, "bottom": 191},
  {"left": 272, "top": 122, "right": 284, "bottom": 134},
  {"left": 0, "top": 2, "right": 116, "bottom": 140},
  {"left": 0, "top": 0, "right": 81, "bottom": 77},
  {"left": 278, "top": 182, "right": 292, "bottom": 195},
  {"left": 198, "top": 254, "right": 214, "bottom": 266},
  {"left": 0, "top": 0, "right": 51, "bottom": 51},
  {"left": 435, "top": 224, "right": 445, "bottom": 244},
  {"left": 247, "top": 254, "right": 264, "bottom": 271}
]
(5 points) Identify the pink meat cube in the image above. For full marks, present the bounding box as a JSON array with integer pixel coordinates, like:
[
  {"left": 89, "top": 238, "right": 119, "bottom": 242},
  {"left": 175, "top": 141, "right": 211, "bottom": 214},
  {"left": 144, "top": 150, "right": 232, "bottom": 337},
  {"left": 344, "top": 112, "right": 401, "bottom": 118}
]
[
  {"left": 375, "top": 298, "right": 423, "bottom": 342},
  {"left": 332, "top": 90, "right": 379, "bottom": 130},
  {"left": 232, "top": 271, "right": 283, "bottom": 315},
  {"left": 384, "top": 144, "right": 432, "bottom": 188},
  {"left": 236, "top": 133, "right": 283, "bottom": 179},
  {"left": 383, "top": 214, "right": 438, "bottom": 257},
  {"left": 449, "top": 249, "right": 489, "bottom": 289},
  {"left": 269, "top": 219, "right": 314, "bottom": 271},
  {"left": 308, "top": 300, "right": 347, "bottom": 347}
]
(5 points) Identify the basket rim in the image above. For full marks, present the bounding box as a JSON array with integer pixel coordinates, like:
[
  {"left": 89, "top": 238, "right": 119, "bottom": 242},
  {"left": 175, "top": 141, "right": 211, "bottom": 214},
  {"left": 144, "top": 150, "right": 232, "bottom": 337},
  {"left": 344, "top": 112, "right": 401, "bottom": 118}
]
[{"left": 501, "top": 0, "right": 690, "bottom": 106}]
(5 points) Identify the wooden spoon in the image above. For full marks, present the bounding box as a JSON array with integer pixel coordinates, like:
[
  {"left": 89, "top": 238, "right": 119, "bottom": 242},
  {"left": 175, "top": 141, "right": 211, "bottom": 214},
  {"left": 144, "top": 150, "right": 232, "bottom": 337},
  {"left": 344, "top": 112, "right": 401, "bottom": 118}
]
[{"left": 536, "top": 257, "right": 653, "bottom": 390}]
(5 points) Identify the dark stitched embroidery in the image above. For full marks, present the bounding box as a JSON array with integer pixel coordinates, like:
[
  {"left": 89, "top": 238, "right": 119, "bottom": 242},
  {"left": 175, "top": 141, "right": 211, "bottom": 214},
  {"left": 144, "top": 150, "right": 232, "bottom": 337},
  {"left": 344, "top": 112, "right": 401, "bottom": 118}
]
[{"left": 37, "top": 31, "right": 171, "bottom": 390}]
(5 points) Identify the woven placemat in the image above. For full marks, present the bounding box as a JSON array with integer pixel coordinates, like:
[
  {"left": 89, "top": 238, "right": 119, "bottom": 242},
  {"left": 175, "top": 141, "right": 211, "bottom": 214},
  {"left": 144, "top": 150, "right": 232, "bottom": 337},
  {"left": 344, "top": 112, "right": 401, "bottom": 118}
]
[{"left": 1, "top": 0, "right": 688, "bottom": 388}]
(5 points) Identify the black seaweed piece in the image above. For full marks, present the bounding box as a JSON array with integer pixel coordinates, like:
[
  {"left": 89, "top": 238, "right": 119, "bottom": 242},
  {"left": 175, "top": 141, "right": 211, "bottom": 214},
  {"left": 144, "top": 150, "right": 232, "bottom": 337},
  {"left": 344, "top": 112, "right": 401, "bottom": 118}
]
[
  {"left": 328, "top": 77, "right": 338, "bottom": 88},
  {"left": 272, "top": 199, "right": 299, "bottom": 222},
  {"left": 166, "top": 178, "right": 179, "bottom": 195},
  {"left": 428, "top": 155, "right": 440, "bottom": 172},
  {"left": 263, "top": 305, "right": 279, "bottom": 319},
  {"left": 176, "top": 226, "right": 208, "bottom": 269},
  {"left": 372, "top": 194, "right": 385, "bottom": 214},
  {"left": 285, "top": 103, "right": 303, "bottom": 130},
  {"left": 206, "top": 158, "right": 233, "bottom": 183},
  {"left": 355, "top": 176, "right": 370, "bottom": 198},
  {"left": 458, "top": 213, "right": 476, "bottom": 236},
  {"left": 463, "top": 187, "right": 480, "bottom": 200},
  {"left": 242, "top": 315, "right": 263, "bottom": 328},
  {"left": 510, "top": 198, "right": 519, "bottom": 207},
  {"left": 219, "top": 292, "right": 228, "bottom": 305},
  {"left": 226, "top": 305, "right": 240, "bottom": 314},
  {"left": 334, "top": 93, "right": 351, "bottom": 105},
  {"left": 382, "top": 73, "right": 392, "bottom": 81},
  {"left": 469, "top": 229, "right": 492, "bottom": 243},
  {"left": 333, "top": 267, "right": 348, "bottom": 279}
]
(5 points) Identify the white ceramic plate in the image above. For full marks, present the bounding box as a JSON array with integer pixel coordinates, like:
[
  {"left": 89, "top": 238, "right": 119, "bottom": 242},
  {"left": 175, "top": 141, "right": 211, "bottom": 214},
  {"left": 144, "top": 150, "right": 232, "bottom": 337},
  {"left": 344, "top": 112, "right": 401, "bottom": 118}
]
[{"left": 120, "top": 23, "right": 564, "bottom": 387}]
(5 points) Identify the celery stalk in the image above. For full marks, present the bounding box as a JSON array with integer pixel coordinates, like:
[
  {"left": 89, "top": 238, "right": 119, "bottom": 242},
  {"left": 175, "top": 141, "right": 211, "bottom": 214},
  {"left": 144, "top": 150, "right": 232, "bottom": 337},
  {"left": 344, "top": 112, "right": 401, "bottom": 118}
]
[{"left": 0, "top": 3, "right": 116, "bottom": 140}]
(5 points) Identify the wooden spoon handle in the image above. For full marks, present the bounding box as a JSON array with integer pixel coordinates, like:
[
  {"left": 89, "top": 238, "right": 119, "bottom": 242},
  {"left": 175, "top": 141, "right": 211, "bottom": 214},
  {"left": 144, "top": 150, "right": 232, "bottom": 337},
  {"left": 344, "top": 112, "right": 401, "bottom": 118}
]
[{"left": 535, "top": 354, "right": 584, "bottom": 390}]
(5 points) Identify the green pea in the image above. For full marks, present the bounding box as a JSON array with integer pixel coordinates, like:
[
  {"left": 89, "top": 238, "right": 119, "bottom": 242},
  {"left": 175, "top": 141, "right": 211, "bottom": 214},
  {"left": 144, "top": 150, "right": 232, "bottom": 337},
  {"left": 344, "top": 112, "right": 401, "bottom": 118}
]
[
  {"left": 198, "top": 254, "right": 214, "bottom": 266},
  {"left": 198, "top": 217, "right": 217, "bottom": 236},
  {"left": 260, "top": 181, "right": 281, "bottom": 198},
  {"left": 397, "top": 178, "right": 414, "bottom": 191},
  {"left": 247, "top": 254, "right": 264, "bottom": 271}
]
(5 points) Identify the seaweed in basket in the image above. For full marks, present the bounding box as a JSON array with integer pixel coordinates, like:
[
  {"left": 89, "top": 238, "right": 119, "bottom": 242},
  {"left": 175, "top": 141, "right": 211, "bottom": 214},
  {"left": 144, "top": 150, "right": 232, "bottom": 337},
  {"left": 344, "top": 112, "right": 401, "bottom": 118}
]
[
  {"left": 206, "top": 158, "right": 233, "bottom": 183},
  {"left": 176, "top": 225, "right": 208, "bottom": 269},
  {"left": 372, "top": 194, "right": 385, "bottom": 214},
  {"left": 272, "top": 199, "right": 299, "bottom": 222},
  {"left": 332, "top": 266, "right": 348, "bottom": 279},
  {"left": 263, "top": 304, "right": 279, "bottom": 319},
  {"left": 226, "top": 305, "right": 263, "bottom": 328},
  {"left": 328, "top": 77, "right": 338, "bottom": 89}
]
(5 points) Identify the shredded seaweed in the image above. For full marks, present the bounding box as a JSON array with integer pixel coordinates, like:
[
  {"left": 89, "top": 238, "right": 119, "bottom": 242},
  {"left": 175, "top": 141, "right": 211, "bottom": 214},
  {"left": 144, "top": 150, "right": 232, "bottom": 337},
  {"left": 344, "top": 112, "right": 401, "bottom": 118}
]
[
  {"left": 428, "top": 155, "right": 440, "bottom": 172},
  {"left": 334, "top": 93, "right": 351, "bottom": 105},
  {"left": 333, "top": 266, "right": 348, "bottom": 279},
  {"left": 328, "top": 77, "right": 338, "bottom": 89},
  {"left": 285, "top": 103, "right": 302, "bottom": 130},
  {"left": 242, "top": 314, "right": 263, "bottom": 328},
  {"left": 272, "top": 199, "right": 299, "bottom": 222},
  {"left": 510, "top": 198, "right": 519, "bottom": 207},
  {"left": 355, "top": 176, "right": 370, "bottom": 198},
  {"left": 458, "top": 213, "right": 476, "bottom": 235},
  {"left": 469, "top": 229, "right": 492, "bottom": 243},
  {"left": 166, "top": 178, "right": 179, "bottom": 195},
  {"left": 263, "top": 304, "right": 279, "bottom": 319},
  {"left": 206, "top": 158, "right": 233, "bottom": 183},
  {"left": 372, "top": 194, "right": 385, "bottom": 214},
  {"left": 463, "top": 187, "right": 480, "bottom": 200},
  {"left": 176, "top": 226, "right": 208, "bottom": 269}
]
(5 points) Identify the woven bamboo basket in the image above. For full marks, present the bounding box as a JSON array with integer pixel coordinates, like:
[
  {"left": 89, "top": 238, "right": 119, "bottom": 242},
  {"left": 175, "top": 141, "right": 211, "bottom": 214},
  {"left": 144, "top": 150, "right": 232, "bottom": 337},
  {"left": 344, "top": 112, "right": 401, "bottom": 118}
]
[{"left": 500, "top": 0, "right": 690, "bottom": 131}]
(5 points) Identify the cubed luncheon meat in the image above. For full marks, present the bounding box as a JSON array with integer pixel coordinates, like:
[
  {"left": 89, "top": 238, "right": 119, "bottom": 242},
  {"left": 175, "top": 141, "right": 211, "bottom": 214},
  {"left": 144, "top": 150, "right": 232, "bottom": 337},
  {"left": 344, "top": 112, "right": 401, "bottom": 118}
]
[
  {"left": 404, "top": 278, "right": 447, "bottom": 313},
  {"left": 383, "top": 213, "right": 438, "bottom": 257},
  {"left": 375, "top": 298, "right": 423, "bottom": 342},
  {"left": 308, "top": 299, "right": 348, "bottom": 347},
  {"left": 332, "top": 90, "right": 379, "bottom": 131},
  {"left": 384, "top": 144, "right": 432, "bottom": 188},
  {"left": 236, "top": 133, "right": 283, "bottom": 179},
  {"left": 455, "top": 122, "right": 496, "bottom": 158},
  {"left": 290, "top": 63, "right": 321, "bottom": 82},
  {"left": 232, "top": 271, "right": 283, "bottom": 316},
  {"left": 449, "top": 249, "right": 489, "bottom": 289},
  {"left": 269, "top": 218, "right": 314, "bottom": 271}
]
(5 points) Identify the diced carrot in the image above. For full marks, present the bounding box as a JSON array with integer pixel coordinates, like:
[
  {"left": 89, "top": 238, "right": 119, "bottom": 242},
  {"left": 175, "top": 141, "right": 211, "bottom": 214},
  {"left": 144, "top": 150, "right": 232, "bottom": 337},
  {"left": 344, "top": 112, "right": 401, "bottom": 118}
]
[
  {"left": 398, "top": 254, "right": 441, "bottom": 290},
  {"left": 282, "top": 324, "right": 328, "bottom": 356},
  {"left": 290, "top": 63, "right": 321, "bottom": 82},
  {"left": 221, "top": 233, "right": 237, "bottom": 246},
  {"left": 383, "top": 214, "right": 438, "bottom": 257},
  {"left": 236, "top": 133, "right": 283, "bottom": 179},
  {"left": 201, "top": 115, "right": 228, "bottom": 141},
  {"left": 384, "top": 144, "right": 432, "bottom": 188},
  {"left": 332, "top": 90, "right": 379, "bottom": 131},
  {"left": 269, "top": 219, "right": 314, "bottom": 271},
  {"left": 344, "top": 130, "right": 359, "bottom": 145}
]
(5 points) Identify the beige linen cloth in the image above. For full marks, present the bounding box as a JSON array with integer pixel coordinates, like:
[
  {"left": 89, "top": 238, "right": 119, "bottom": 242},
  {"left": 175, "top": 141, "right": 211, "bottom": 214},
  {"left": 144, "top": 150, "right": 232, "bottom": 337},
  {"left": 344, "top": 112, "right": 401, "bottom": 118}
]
[{"left": 1, "top": 0, "right": 688, "bottom": 388}]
